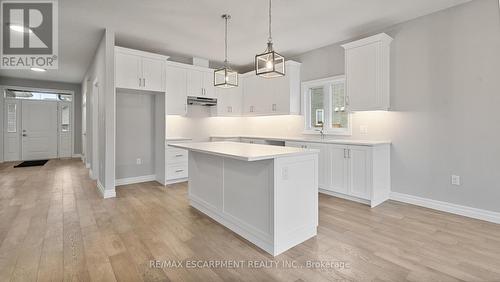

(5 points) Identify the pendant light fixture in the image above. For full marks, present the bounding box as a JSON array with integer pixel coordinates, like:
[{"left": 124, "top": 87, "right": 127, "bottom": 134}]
[
  {"left": 255, "top": 0, "right": 285, "bottom": 78},
  {"left": 214, "top": 14, "right": 238, "bottom": 88}
]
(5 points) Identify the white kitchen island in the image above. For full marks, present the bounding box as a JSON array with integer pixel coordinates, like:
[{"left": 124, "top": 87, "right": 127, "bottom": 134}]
[{"left": 169, "top": 141, "right": 319, "bottom": 256}]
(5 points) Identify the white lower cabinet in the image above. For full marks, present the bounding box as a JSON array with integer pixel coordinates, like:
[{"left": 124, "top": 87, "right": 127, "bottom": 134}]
[
  {"left": 166, "top": 143, "right": 189, "bottom": 184},
  {"left": 286, "top": 141, "right": 390, "bottom": 207},
  {"left": 330, "top": 145, "right": 348, "bottom": 195}
]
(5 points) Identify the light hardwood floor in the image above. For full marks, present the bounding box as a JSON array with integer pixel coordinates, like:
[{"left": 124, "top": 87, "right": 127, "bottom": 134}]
[{"left": 1, "top": 159, "right": 500, "bottom": 281}]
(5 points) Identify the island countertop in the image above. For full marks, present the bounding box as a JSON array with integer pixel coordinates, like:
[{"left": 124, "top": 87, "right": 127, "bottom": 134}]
[{"left": 169, "top": 141, "right": 319, "bottom": 162}]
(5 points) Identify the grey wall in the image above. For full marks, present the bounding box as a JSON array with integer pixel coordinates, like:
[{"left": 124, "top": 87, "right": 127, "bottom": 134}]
[
  {"left": 116, "top": 91, "right": 155, "bottom": 179},
  {"left": 0, "top": 76, "right": 82, "bottom": 156},
  {"left": 290, "top": 0, "right": 500, "bottom": 212}
]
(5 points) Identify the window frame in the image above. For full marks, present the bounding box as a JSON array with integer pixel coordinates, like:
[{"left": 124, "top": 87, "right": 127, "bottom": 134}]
[{"left": 302, "top": 75, "right": 352, "bottom": 136}]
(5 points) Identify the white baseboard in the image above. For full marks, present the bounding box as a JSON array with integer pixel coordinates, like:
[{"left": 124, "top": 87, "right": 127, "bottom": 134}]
[
  {"left": 115, "top": 174, "right": 156, "bottom": 186},
  {"left": 97, "top": 181, "right": 116, "bottom": 199},
  {"left": 165, "top": 177, "right": 188, "bottom": 185},
  {"left": 319, "top": 189, "right": 371, "bottom": 206},
  {"left": 85, "top": 163, "right": 90, "bottom": 169},
  {"left": 391, "top": 192, "right": 500, "bottom": 224}
]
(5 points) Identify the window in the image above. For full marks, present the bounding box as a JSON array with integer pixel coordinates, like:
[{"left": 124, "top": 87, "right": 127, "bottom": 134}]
[
  {"left": 5, "top": 89, "right": 72, "bottom": 102},
  {"left": 303, "top": 75, "right": 350, "bottom": 135}
]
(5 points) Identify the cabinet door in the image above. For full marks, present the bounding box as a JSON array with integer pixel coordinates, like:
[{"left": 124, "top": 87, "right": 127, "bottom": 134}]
[
  {"left": 229, "top": 85, "right": 242, "bottom": 115},
  {"left": 165, "top": 65, "right": 187, "bottom": 115},
  {"left": 348, "top": 145, "right": 372, "bottom": 200},
  {"left": 330, "top": 145, "right": 348, "bottom": 194},
  {"left": 115, "top": 52, "right": 141, "bottom": 90},
  {"left": 142, "top": 57, "right": 165, "bottom": 92},
  {"left": 187, "top": 70, "right": 203, "bottom": 97},
  {"left": 307, "top": 143, "right": 331, "bottom": 190},
  {"left": 345, "top": 42, "right": 378, "bottom": 110},
  {"left": 271, "top": 75, "right": 289, "bottom": 114},
  {"left": 216, "top": 85, "right": 242, "bottom": 116},
  {"left": 202, "top": 71, "right": 216, "bottom": 98},
  {"left": 243, "top": 76, "right": 266, "bottom": 115}
]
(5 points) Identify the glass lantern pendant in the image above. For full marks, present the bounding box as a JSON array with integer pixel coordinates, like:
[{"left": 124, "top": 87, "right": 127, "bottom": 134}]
[
  {"left": 255, "top": 0, "right": 285, "bottom": 78},
  {"left": 214, "top": 14, "right": 238, "bottom": 88}
]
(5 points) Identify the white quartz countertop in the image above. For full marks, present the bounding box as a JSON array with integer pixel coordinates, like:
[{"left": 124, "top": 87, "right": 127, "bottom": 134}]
[
  {"left": 211, "top": 135, "right": 391, "bottom": 146},
  {"left": 166, "top": 137, "right": 192, "bottom": 142},
  {"left": 169, "top": 141, "right": 319, "bottom": 162}
]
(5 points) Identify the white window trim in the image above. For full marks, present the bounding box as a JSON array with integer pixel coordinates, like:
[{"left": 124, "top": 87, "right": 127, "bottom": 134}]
[{"left": 302, "top": 75, "right": 352, "bottom": 136}]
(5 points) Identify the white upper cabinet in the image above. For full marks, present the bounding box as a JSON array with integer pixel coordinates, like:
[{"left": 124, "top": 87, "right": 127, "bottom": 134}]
[
  {"left": 165, "top": 63, "right": 187, "bottom": 115},
  {"left": 142, "top": 57, "right": 165, "bottom": 92},
  {"left": 216, "top": 83, "right": 243, "bottom": 116},
  {"left": 342, "top": 33, "right": 392, "bottom": 111},
  {"left": 241, "top": 61, "right": 301, "bottom": 116},
  {"left": 202, "top": 71, "right": 216, "bottom": 98},
  {"left": 187, "top": 69, "right": 216, "bottom": 98},
  {"left": 186, "top": 70, "right": 203, "bottom": 97},
  {"left": 115, "top": 51, "right": 141, "bottom": 90},
  {"left": 115, "top": 47, "right": 168, "bottom": 92}
]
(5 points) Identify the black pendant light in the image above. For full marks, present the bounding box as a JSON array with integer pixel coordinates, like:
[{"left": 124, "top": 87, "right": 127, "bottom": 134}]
[
  {"left": 255, "top": 0, "right": 285, "bottom": 78},
  {"left": 214, "top": 14, "right": 238, "bottom": 88}
]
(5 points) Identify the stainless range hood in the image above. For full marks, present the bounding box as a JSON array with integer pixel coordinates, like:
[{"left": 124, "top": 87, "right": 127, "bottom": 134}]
[{"left": 187, "top": 96, "right": 217, "bottom": 106}]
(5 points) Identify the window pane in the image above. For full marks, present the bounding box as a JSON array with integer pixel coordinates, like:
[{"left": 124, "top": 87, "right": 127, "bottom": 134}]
[
  {"left": 61, "top": 105, "right": 70, "bottom": 132},
  {"left": 332, "top": 82, "right": 348, "bottom": 129},
  {"left": 310, "top": 87, "right": 324, "bottom": 128},
  {"left": 5, "top": 89, "right": 72, "bottom": 101}
]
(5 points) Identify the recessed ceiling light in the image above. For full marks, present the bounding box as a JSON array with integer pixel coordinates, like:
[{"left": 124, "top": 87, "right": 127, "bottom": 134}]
[{"left": 30, "top": 67, "right": 47, "bottom": 72}]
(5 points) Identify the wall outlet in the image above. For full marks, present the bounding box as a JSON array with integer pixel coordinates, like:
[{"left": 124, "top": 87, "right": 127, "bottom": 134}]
[
  {"left": 451, "top": 175, "right": 461, "bottom": 186},
  {"left": 136, "top": 158, "right": 142, "bottom": 165},
  {"left": 360, "top": 125, "right": 369, "bottom": 135}
]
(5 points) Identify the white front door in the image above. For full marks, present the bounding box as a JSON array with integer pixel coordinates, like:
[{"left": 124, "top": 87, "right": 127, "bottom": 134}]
[{"left": 21, "top": 100, "right": 58, "bottom": 160}]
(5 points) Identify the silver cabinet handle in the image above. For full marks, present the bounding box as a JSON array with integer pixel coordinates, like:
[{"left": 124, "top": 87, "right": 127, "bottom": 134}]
[
  {"left": 143, "top": 78, "right": 146, "bottom": 87},
  {"left": 139, "top": 78, "right": 142, "bottom": 87},
  {"left": 175, "top": 169, "right": 184, "bottom": 173},
  {"left": 272, "top": 104, "right": 277, "bottom": 112},
  {"left": 175, "top": 154, "right": 184, "bottom": 157}
]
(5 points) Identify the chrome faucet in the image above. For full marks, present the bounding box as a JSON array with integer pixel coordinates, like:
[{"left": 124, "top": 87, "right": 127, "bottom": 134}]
[{"left": 316, "top": 122, "right": 325, "bottom": 139}]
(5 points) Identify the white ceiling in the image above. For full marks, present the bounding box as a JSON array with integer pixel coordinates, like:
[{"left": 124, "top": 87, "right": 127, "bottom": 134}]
[{"left": 0, "top": 0, "right": 472, "bottom": 83}]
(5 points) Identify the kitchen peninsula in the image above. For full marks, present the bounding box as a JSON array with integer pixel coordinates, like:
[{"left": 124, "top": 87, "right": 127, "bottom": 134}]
[{"left": 169, "top": 141, "right": 319, "bottom": 256}]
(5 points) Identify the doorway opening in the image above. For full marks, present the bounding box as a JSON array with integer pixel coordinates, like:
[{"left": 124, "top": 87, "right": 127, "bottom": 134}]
[{"left": 2, "top": 87, "right": 74, "bottom": 161}]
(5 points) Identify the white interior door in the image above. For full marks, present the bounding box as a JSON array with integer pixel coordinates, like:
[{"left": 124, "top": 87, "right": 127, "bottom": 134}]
[{"left": 21, "top": 100, "right": 58, "bottom": 160}]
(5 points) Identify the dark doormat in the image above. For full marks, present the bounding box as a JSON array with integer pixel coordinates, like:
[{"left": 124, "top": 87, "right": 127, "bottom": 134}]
[{"left": 14, "top": 160, "right": 49, "bottom": 168}]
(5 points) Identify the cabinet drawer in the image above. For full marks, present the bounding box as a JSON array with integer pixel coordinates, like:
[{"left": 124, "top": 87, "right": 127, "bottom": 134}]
[
  {"left": 166, "top": 163, "right": 188, "bottom": 180},
  {"left": 166, "top": 148, "right": 188, "bottom": 163}
]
